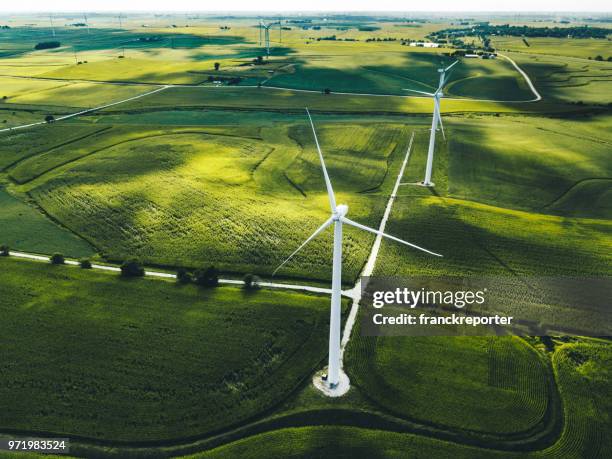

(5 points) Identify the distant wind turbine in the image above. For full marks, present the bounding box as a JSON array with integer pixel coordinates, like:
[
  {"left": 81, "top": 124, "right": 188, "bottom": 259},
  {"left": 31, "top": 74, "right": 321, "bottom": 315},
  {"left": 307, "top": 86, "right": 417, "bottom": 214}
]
[
  {"left": 84, "top": 13, "right": 90, "bottom": 34},
  {"left": 49, "top": 14, "right": 56, "bottom": 37},
  {"left": 259, "top": 19, "right": 281, "bottom": 58},
  {"left": 273, "top": 109, "right": 442, "bottom": 392},
  {"left": 404, "top": 60, "right": 459, "bottom": 187}
]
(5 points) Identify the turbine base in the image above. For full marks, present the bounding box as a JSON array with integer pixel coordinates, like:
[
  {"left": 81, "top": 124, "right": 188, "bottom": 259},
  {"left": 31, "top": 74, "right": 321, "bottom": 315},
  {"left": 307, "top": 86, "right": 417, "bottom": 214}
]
[
  {"left": 418, "top": 181, "right": 435, "bottom": 187},
  {"left": 313, "top": 368, "right": 350, "bottom": 397}
]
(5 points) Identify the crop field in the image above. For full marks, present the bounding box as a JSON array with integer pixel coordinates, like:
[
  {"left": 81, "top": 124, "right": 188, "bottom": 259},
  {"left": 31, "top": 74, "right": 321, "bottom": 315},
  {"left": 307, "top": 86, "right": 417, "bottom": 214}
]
[
  {"left": 194, "top": 342, "right": 611, "bottom": 458},
  {"left": 347, "top": 336, "right": 550, "bottom": 434},
  {"left": 0, "top": 257, "right": 331, "bottom": 441},
  {"left": 7, "top": 117, "right": 417, "bottom": 281},
  {"left": 507, "top": 52, "right": 612, "bottom": 104},
  {"left": 492, "top": 36, "right": 612, "bottom": 60},
  {"left": 0, "top": 11, "right": 610, "bottom": 459}
]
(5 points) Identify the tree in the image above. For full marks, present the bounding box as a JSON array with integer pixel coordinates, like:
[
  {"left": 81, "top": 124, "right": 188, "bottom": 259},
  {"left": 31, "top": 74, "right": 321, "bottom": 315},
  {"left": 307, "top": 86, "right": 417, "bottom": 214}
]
[
  {"left": 0, "top": 244, "right": 9, "bottom": 256},
  {"left": 214, "top": 62, "right": 220, "bottom": 70},
  {"left": 79, "top": 258, "right": 92, "bottom": 269},
  {"left": 50, "top": 253, "right": 65, "bottom": 264},
  {"left": 45, "top": 115, "right": 55, "bottom": 123},
  {"left": 323, "top": 88, "right": 331, "bottom": 95},
  {"left": 243, "top": 273, "right": 260, "bottom": 290},
  {"left": 176, "top": 268, "right": 192, "bottom": 284},
  {"left": 120, "top": 258, "right": 144, "bottom": 277},
  {"left": 594, "top": 55, "right": 603, "bottom": 61},
  {"left": 194, "top": 265, "right": 219, "bottom": 287}
]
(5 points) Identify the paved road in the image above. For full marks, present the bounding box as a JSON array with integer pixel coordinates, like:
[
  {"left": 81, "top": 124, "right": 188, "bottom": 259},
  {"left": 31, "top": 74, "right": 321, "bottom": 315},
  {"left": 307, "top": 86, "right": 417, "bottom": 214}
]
[{"left": 7, "top": 250, "right": 355, "bottom": 298}]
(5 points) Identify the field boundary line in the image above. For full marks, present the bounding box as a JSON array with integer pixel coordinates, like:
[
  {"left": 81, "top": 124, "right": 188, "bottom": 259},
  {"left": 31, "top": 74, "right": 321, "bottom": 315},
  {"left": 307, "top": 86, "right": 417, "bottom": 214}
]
[
  {"left": 340, "top": 130, "right": 415, "bottom": 360},
  {"left": 5, "top": 250, "right": 353, "bottom": 298}
]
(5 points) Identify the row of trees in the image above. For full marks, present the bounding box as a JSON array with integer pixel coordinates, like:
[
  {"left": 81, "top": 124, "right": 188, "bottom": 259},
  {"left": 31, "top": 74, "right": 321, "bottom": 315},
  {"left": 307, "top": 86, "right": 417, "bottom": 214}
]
[{"left": 0, "top": 246, "right": 260, "bottom": 290}]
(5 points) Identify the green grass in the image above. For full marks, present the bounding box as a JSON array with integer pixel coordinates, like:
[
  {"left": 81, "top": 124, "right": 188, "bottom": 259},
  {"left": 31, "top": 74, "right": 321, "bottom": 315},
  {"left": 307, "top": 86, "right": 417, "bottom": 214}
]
[
  {"left": 12, "top": 118, "right": 413, "bottom": 281},
  {"left": 347, "top": 336, "right": 549, "bottom": 435},
  {"left": 492, "top": 36, "right": 612, "bottom": 60},
  {"left": 0, "top": 256, "right": 331, "bottom": 442},
  {"left": 446, "top": 115, "right": 612, "bottom": 217},
  {"left": 507, "top": 52, "right": 612, "bottom": 104},
  {"left": 0, "top": 186, "right": 94, "bottom": 256},
  {"left": 192, "top": 342, "right": 611, "bottom": 458}
]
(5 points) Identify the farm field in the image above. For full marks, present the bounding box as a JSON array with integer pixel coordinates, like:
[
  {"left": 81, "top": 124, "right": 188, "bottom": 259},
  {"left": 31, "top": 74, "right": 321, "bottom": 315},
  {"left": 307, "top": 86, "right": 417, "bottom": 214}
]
[
  {"left": 0, "top": 10, "right": 610, "bottom": 459},
  {"left": 193, "top": 342, "right": 611, "bottom": 458},
  {"left": 0, "top": 257, "right": 331, "bottom": 441},
  {"left": 7, "top": 115, "right": 422, "bottom": 282},
  {"left": 347, "top": 336, "right": 550, "bottom": 434}
]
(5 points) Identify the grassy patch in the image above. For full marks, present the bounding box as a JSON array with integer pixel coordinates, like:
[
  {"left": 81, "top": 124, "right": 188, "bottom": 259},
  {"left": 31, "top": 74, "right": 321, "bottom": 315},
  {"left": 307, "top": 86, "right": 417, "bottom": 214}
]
[{"left": 0, "top": 257, "right": 330, "bottom": 441}]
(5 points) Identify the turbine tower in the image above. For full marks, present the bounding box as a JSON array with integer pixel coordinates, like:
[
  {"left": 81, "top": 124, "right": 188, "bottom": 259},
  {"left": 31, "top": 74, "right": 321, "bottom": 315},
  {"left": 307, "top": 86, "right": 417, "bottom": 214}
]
[
  {"left": 274, "top": 109, "right": 442, "bottom": 391},
  {"left": 404, "top": 60, "right": 459, "bottom": 187},
  {"left": 49, "top": 15, "right": 56, "bottom": 37}
]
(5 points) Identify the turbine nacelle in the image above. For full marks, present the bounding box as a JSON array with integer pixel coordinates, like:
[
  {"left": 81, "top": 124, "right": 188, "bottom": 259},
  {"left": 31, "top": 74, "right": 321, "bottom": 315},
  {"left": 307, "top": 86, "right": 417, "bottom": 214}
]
[{"left": 333, "top": 204, "right": 348, "bottom": 220}]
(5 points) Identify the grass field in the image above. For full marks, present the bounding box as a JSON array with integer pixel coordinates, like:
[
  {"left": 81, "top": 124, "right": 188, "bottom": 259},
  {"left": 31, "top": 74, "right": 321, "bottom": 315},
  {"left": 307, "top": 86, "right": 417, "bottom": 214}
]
[
  {"left": 0, "top": 12, "right": 610, "bottom": 459},
  {"left": 0, "top": 186, "right": 94, "bottom": 256},
  {"left": 5, "top": 116, "right": 421, "bottom": 281},
  {"left": 193, "top": 342, "right": 611, "bottom": 458},
  {"left": 507, "top": 52, "right": 612, "bottom": 105},
  {"left": 347, "top": 336, "right": 549, "bottom": 435},
  {"left": 0, "top": 257, "right": 331, "bottom": 441}
]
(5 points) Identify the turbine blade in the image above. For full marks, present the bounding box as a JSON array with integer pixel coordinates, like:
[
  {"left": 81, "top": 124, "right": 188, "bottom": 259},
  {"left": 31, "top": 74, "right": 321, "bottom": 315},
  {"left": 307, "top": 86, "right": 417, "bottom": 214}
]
[
  {"left": 444, "top": 60, "right": 459, "bottom": 72},
  {"left": 272, "top": 217, "right": 334, "bottom": 275},
  {"left": 341, "top": 217, "right": 442, "bottom": 257},
  {"left": 402, "top": 88, "right": 435, "bottom": 96},
  {"left": 305, "top": 108, "right": 337, "bottom": 211}
]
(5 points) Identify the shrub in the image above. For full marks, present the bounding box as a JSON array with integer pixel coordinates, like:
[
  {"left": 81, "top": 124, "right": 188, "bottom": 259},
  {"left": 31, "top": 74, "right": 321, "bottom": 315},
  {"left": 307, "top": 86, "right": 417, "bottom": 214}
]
[
  {"left": 176, "top": 268, "right": 192, "bottom": 284},
  {"left": 79, "top": 258, "right": 92, "bottom": 269},
  {"left": 0, "top": 244, "right": 9, "bottom": 256},
  {"left": 194, "top": 265, "right": 219, "bottom": 287},
  {"left": 214, "top": 62, "right": 220, "bottom": 70},
  {"left": 323, "top": 88, "right": 331, "bottom": 95},
  {"left": 243, "top": 273, "right": 261, "bottom": 290},
  {"left": 120, "top": 258, "right": 144, "bottom": 277},
  {"left": 50, "top": 253, "right": 65, "bottom": 264},
  {"left": 45, "top": 114, "right": 55, "bottom": 123},
  {"left": 34, "top": 41, "right": 61, "bottom": 50}
]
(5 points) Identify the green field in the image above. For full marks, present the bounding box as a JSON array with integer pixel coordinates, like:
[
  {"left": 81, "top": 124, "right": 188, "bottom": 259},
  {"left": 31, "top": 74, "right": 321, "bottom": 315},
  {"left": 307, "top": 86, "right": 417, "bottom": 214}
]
[
  {"left": 0, "top": 257, "right": 330, "bottom": 441},
  {"left": 347, "top": 336, "right": 550, "bottom": 435},
  {"left": 7, "top": 116, "right": 421, "bottom": 281},
  {"left": 0, "top": 12, "right": 610, "bottom": 459}
]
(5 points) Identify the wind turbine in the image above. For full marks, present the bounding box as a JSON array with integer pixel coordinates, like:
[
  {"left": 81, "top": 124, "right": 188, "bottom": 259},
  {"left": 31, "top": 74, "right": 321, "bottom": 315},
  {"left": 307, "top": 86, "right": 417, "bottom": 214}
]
[
  {"left": 404, "top": 60, "right": 459, "bottom": 187},
  {"left": 259, "top": 20, "right": 281, "bottom": 59},
  {"left": 49, "top": 14, "right": 56, "bottom": 37},
  {"left": 273, "top": 109, "right": 442, "bottom": 391},
  {"left": 84, "top": 13, "right": 90, "bottom": 34}
]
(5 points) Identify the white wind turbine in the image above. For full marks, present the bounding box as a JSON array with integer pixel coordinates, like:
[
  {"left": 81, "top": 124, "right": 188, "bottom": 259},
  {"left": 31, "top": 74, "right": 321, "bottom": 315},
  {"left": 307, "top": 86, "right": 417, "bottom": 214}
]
[
  {"left": 404, "top": 60, "right": 459, "bottom": 187},
  {"left": 259, "top": 20, "right": 281, "bottom": 58},
  {"left": 273, "top": 109, "right": 442, "bottom": 391}
]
